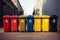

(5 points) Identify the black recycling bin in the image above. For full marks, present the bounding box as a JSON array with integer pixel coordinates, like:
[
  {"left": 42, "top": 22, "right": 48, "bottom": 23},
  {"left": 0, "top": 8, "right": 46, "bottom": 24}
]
[{"left": 49, "top": 15, "right": 58, "bottom": 32}]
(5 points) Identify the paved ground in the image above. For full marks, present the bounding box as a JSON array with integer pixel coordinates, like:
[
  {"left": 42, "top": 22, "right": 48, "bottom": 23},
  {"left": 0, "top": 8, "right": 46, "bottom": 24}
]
[{"left": 0, "top": 28, "right": 60, "bottom": 40}]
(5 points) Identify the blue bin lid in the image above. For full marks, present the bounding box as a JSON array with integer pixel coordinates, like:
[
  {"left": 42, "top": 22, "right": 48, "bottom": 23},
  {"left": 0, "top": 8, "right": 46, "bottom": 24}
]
[{"left": 26, "top": 15, "right": 34, "bottom": 18}]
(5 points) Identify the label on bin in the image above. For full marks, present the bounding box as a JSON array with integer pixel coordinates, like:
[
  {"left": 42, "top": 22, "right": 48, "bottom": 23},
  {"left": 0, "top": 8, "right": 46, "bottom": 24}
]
[
  {"left": 52, "top": 19, "right": 56, "bottom": 23},
  {"left": 5, "top": 19, "right": 8, "bottom": 23},
  {"left": 29, "top": 19, "right": 32, "bottom": 23}
]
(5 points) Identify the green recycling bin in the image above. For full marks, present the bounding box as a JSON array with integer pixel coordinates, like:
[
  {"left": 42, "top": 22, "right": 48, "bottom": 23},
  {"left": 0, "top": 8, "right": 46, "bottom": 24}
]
[{"left": 18, "top": 15, "right": 26, "bottom": 32}]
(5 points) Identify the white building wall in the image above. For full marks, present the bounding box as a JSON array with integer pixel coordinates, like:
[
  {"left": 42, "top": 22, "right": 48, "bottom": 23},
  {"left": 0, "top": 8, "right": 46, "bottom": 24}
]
[{"left": 34, "top": 0, "right": 44, "bottom": 16}]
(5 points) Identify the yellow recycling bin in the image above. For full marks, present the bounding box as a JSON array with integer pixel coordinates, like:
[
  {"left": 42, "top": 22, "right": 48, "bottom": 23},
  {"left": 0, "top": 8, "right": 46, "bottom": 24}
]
[
  {"left": 41, "top": 15, "right": 50, "bottom": 32},
  {"left": 34, "top": 15, "right": 41, "bottom": 32},
  {"left": 18, "top": 15, "right": 26, "bottom": 32}
]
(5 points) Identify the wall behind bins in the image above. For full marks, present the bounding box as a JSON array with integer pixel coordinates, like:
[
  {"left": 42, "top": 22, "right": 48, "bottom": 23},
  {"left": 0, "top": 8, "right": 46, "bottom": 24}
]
[{"left": 43, "top": 0, "right": 60, "bottom": 28}]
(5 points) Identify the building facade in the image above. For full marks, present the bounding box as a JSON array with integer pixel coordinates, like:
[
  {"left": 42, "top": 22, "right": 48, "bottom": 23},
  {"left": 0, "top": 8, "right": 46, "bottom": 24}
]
[
  {"left": 3, "top": 0, "right": 23, "bottom": 15},
  {"left": 33, "top": 0, "right": 44, "bottom": 16},
  {"left": 0, "top": 0, "right": 23, "bottom": 27},
  {"left": 11, "top": 0, "right": 24, "bottom": 15},
  {"left": 0, "top": 0, "right": 3, "bottom": 27}
]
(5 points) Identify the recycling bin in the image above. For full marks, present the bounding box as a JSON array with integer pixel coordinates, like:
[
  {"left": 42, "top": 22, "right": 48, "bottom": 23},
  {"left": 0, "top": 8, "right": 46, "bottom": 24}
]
[
  {"left": 26, "top": 15, "right": 34, "bottom": 32},
  {"left": 10, "top": 15, "right": 18, "bottom": 32},
  {"left": 18, "top": 15, "right": 26, "bottom": 32},
  {"left": 42, "top": 15, "right": 50, "bottom": 32},
  {"left": 49, "top": 15, "right": 58, "bottom": 32},
  {"left": 3, "top": 15, "right": 11, "bottom": 32},
  {"left": 34, "top": 15, "right": 41, "bottom": 32}
]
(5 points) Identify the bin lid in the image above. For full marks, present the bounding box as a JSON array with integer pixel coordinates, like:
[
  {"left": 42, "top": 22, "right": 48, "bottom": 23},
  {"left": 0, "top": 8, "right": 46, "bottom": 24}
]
[
  {"left": 27, "top": 15, "right": 34, "bottom": 19},
  {"left": 51, "top": 15, "right": 58, "bottom": 19},
  {"left": 42, "top": 15, "right": 50, "bottom": 18},
  {"left": 18, "top": 15, "right": 26, "bottom": 19},
  {"left": 34, "top": 15, "right": 41, "bottom": 18},
  {"left": 3, "top": 15, "right": 10, "bottom": 18},
  {"left": 10, "top": 15, "right": 18, "bottom": 18}
]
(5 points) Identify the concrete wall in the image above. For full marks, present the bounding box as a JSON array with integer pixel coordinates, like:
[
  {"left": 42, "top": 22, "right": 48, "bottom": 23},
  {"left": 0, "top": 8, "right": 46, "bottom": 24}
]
[{"left": 43, "top": 0, "right": 60, "bottom": 28}]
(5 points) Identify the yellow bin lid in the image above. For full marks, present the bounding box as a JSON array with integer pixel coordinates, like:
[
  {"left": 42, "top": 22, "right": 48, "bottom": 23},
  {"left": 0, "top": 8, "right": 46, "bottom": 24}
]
[
  {"left": 41, "top": 15, "right": 50, "bottom": 18},
  {"left": 19, "top": 15, "right": 26, "bottom": 19},
  {"left": 34, "top": 15, "right": 41, "bottom": 18}
]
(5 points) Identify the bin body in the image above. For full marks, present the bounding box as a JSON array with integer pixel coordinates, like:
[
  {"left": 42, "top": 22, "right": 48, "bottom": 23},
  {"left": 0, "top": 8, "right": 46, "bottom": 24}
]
[
  {"left": 3, "top": 15, "right": 10, "bottom": 32},
  {"left": 10, "top": 15, "right": 18, "bottom": 32},
  {"left": 26, "top": 15, "right": 34, "bottom": 32},
  {"left": 42, "top": 15, "right": 50, "bottom": 32},
  {"left": 50, "top": 15, "right": 58, "bottom": 32},
  {"left": 19, "top": 15, "right": 26, "bottom": 32},
  {"left": 34, "top": 15, "right": 41, "bottom": 32}
]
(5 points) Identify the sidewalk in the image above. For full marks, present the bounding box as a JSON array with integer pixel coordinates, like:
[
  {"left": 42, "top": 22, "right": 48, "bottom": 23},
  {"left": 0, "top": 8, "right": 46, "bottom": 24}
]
[
  {"left": 0, "top": 28, "right": 3, "bottom": 32},
  {"left": 0, "top": 28, "right": 60, "bottom": 40}
]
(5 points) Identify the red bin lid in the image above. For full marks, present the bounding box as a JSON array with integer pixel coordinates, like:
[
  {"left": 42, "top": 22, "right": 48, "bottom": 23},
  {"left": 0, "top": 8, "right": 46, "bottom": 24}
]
[
  {"left": 3, "top": 15, "right": 10, "bottom": 18},
  {"left": 10, "top": 15, "right": 18, "bottom": 18}
]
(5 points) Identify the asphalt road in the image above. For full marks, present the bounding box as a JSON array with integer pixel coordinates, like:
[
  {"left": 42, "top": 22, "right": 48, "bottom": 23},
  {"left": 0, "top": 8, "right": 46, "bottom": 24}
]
[{"left": 0, "top": 28, "right": 60, "bottom": 40}]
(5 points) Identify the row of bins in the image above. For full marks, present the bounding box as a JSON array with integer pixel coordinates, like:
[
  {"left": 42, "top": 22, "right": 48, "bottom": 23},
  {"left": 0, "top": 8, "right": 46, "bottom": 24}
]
[
  {"left": 3, "top": 15, "right": 58, "bottom": 32},
  {"left": 34, "top": 15, "right": 50, "bottom": 32},
  {"left": 3, "top": 15, "right": 18, "bottom": 32}
]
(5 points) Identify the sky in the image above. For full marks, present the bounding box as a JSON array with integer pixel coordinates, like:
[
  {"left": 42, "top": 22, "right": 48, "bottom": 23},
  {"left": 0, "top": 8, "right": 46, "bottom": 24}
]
[{"left": 19, "top": 0, "right": 37, "bottom": 16}]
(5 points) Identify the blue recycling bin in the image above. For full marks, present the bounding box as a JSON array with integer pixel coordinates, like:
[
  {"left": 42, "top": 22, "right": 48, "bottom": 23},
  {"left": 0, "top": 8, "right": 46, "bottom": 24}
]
[{"left": 26, "top": 15, "right": 34, "bottom": 32}]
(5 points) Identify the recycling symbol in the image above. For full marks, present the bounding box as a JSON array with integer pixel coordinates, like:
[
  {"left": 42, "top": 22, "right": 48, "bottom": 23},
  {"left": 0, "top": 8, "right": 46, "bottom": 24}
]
[
  {"left": 52, "top": 19, "right": 56, "bottom": 23},
  {"left": 5, "top": 19, "right": 8, "bottom": 23},
  {"left": 14, "top": 19, "right": 16, "bottom": 23},
  {"left": 29, "top": 19, "right": 32, "bottom": 23}
]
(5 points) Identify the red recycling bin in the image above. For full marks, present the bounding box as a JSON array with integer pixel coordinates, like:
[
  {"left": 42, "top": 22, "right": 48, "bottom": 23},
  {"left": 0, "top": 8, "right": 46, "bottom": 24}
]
[
  {"left": 10, "top": 15, "right": 18, "bottom": 32},
  {"left": 3, "top": 15, "right": 11, "bottom": 32}
]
